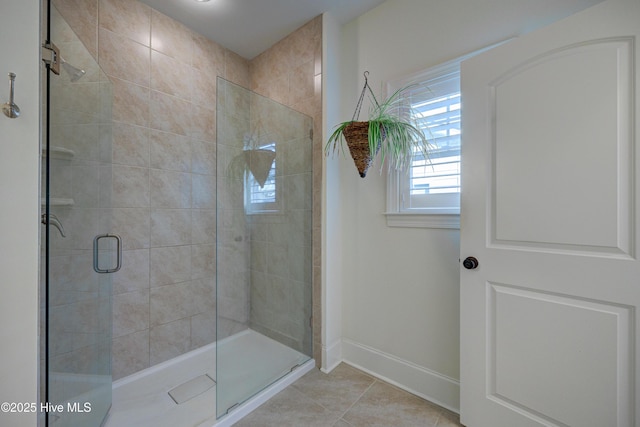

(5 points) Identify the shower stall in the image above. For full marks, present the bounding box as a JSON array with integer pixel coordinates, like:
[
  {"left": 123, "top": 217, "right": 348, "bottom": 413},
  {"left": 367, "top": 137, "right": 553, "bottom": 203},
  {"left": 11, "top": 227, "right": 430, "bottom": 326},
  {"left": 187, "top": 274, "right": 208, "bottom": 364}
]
[{"left": 41, "top": 2, "right": 315, "bottom": 426}]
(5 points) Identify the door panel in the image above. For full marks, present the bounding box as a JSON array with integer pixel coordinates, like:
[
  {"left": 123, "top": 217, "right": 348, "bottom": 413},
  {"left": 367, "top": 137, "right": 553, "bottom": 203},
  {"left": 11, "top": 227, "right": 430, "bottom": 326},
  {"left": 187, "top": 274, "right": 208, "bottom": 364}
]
[
  {"left": 488, "top": 283, "right": 631, "bottom": 427},
  {"left": 491, "top": 38, "right": 634, "bottom": 256},
  {"left": 43, "top": 4, "right": 114, "bottom": 426},
  {"left": 460, "top": 0, "right": 639, "bottom": 426}
]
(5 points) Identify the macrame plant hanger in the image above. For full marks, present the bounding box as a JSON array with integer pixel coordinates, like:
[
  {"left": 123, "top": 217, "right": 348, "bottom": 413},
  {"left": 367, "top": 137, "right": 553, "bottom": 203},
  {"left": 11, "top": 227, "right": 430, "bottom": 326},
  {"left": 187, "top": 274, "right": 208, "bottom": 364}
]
[
  {"left": 343, "top": 71, "right": 383, "bottom": 178},
  {"left": 352, "top": 71, "right": 380, "bottom": 122}
]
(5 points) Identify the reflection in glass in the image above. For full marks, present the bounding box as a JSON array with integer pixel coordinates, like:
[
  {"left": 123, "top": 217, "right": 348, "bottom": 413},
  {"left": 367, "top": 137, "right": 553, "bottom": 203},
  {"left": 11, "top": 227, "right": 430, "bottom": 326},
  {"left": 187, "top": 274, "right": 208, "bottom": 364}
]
[{"left": 216, "top": 77, "right": 313, "bottom": 418}]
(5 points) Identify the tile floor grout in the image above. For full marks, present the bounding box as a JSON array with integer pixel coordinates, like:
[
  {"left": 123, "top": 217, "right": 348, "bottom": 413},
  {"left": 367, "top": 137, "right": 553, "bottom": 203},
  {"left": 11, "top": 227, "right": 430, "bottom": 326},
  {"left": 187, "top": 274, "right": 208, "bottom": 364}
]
[
  {"left": 235, "top": 363, "right": 463, "bottom": 427},
  {"left": 333, "top": 378, "right": 377, "bottom": 427},
  {"left": 337, "top": 378, "right": 376, "bottom": 420}
]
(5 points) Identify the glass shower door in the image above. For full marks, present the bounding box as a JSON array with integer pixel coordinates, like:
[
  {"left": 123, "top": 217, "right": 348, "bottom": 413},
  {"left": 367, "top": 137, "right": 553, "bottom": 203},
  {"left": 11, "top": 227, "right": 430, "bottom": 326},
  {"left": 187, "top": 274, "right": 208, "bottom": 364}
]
[
  {"left": 215, "top": 78, "right": 314, "bottom": 418},
  {"left": 42, "top": 4, "right": 115, "bottom": 426}
]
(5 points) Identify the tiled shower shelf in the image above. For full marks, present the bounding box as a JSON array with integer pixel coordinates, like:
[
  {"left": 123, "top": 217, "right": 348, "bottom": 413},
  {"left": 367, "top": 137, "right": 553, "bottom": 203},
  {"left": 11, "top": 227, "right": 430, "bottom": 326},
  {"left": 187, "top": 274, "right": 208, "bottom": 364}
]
[
  {"left": 41, "top": 198, "right": 75, "bottom": 206},
  {"left": 41, "top": 147, "right": 76, "bottom": 206},
  {"left": 42, "top": 146, "right": 75, "bottom": 160}
]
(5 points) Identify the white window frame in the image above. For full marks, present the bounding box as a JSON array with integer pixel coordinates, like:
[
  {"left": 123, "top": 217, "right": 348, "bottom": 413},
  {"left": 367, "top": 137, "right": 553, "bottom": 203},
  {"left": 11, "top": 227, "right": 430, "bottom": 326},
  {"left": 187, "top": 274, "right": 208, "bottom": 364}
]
[
  {"left": 385, "top": 59, "right": 461, "bottom": 229},
  {"left": 385, "top": 43, "right": 508, "bottom": 229}
]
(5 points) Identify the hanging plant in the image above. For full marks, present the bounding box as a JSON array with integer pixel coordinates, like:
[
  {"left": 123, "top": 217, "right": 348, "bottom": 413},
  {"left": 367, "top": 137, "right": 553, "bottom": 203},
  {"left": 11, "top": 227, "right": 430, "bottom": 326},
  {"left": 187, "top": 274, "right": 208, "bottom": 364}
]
[
  {"left": 325, "top": 72, "right": 431, "bottom": 178},
  {"left": 227, "top": 119, "right": 277, "bottom": 188},
  {"left": 243, "top": 148, "right": 275, "bottom": 188}
]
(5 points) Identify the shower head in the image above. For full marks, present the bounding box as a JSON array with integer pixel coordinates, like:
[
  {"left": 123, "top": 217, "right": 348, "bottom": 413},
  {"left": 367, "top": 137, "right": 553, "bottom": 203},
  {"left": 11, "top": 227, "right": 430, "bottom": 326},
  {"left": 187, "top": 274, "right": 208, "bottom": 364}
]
[{"left": 61, "top": 58, "right": 86, "bottom": 82}]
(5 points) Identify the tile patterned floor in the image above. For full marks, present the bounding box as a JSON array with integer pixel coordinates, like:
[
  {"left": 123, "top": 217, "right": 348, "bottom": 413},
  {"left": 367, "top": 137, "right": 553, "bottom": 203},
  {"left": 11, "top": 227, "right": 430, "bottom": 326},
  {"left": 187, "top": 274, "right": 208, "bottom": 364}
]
[{"left": 234, "top": 363, "right": 463, "bottom": 427}]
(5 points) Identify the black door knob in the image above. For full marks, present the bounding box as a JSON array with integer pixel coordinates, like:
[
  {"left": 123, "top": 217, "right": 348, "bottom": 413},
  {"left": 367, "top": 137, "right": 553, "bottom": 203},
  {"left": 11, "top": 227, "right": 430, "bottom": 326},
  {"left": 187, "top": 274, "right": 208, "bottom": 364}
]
[{"left": 463, "top": 257, "right": 479, "bottom": 270}]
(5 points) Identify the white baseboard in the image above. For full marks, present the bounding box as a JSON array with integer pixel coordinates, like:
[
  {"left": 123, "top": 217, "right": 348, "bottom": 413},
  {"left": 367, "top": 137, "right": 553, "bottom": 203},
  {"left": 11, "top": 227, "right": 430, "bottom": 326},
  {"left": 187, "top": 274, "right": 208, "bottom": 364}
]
[
  {"left": 321, "top": 338, "right": 342, "bottom": 373},
  {"left": 342, "top": 338, "right": 460, "bottom": 413}
]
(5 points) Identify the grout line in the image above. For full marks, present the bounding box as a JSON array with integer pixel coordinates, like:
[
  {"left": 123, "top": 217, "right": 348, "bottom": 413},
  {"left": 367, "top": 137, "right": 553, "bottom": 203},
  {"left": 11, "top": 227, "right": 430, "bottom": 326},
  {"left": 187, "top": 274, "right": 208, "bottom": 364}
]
[
  {"left": 333, "top": 377, "right": 377, "bottom": 422},
  {"left": 433, "top": 412, "right": 443, "bottom": 427},
  {"left": 334, "top": 417, "right": 355, "bottom": 427},
  {"left": 288, "top": 365, "right": 376, "bottom": 422}
]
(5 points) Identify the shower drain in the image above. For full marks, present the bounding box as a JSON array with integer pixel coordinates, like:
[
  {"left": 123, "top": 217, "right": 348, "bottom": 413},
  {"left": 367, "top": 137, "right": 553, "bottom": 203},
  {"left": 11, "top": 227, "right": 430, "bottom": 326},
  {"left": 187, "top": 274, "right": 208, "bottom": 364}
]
[{"left": 168, "top": 374, "right": 216, "bottom": 404}]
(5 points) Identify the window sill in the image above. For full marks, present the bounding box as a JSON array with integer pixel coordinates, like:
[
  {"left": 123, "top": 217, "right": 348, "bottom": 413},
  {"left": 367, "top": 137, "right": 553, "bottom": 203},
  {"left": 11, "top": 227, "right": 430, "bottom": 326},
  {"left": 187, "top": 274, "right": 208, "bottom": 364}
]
[{"left": 384, "top": 212, "right": 460, "bottom": 229}]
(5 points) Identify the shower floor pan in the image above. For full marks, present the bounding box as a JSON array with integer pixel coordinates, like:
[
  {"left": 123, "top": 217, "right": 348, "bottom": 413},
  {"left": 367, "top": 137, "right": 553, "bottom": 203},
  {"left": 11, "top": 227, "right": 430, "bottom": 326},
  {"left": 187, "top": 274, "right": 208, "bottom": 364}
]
[{"left": 104, "top": 329, "right": 314, "bottom": 427}]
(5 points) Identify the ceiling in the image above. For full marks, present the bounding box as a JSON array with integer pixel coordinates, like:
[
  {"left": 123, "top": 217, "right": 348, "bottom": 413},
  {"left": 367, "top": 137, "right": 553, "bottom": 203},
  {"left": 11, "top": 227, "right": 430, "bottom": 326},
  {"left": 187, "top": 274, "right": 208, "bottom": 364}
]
[{"left": 138, "top": 0, "right": 385, "bottom": 59}]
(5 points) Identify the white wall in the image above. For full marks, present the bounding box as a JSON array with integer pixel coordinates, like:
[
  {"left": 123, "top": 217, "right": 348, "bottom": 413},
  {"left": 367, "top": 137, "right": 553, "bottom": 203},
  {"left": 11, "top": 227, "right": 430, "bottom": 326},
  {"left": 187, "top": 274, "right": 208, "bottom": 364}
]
[
  {"left": 328, "top": 0, "right": 601, "bottom": 412},
  {"left": 0, "top": 1, "right": 41, "bottom": 426},
  {"left": 321, "top": 12, "right": 345, "bottom": 372}
]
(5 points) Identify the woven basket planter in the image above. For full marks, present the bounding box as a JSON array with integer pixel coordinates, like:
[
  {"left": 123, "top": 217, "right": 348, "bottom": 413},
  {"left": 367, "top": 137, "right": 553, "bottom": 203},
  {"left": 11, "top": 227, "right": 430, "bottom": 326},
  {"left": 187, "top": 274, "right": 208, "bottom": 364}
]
[
  {"left": 326, "top": 72, "right": 429, "bottom": 178},
  {"left": 343, "top": 121, "right": 384, "bottom": 178}
]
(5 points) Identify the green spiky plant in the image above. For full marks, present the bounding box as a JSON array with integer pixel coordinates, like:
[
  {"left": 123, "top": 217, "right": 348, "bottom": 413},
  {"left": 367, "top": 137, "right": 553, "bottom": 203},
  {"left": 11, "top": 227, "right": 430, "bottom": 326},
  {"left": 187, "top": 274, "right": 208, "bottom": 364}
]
[{"left": 325, "top": 83, "right": 431, "bottom": 178}]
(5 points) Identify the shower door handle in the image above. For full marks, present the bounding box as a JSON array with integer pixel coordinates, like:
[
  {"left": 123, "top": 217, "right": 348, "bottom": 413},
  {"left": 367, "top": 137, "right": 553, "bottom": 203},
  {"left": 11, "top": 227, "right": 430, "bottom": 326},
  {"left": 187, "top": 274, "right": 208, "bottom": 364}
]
[{"left": 93, "top": 234, "right": 122, "bottom": 273}]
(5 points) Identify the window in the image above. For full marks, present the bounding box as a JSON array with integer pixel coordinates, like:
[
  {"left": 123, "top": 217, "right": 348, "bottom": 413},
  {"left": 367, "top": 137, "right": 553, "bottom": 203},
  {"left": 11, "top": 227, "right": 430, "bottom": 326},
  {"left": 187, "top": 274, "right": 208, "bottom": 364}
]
[
  {"left": 386, "top": 60, "right": 462, "bottom": 229},
  {"left": 244, "top": 142, "right": 280, "bottom": 214},
  {"left": 403, "top": 69, "right": 461, "bottom": 211},
  {"left": 385, "top": 42, "right": 508, "bottom": 228}
]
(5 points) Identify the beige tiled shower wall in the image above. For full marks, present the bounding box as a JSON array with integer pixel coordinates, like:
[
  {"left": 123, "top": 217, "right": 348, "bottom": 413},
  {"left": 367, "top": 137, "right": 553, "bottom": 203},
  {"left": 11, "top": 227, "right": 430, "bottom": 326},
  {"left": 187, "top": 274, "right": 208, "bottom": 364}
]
[
  {"left": 53, "top": 0, "right": 249, "bottom": 380},
  {"left": 241, "top": 90, "right": 314, "bottom": 355},
  {"left": 249, "top": 16, "right": 323, "bottom": 366},
  {"left": 215, "top": 80, "right": 252, "bottom": 341},
  {"left": 54, "top": 0, "right": 323, "bottom": 379}
]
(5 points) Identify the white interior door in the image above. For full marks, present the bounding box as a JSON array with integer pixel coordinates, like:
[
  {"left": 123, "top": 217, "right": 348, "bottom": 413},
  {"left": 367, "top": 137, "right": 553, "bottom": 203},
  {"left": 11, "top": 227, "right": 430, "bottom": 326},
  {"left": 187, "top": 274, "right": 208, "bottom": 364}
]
[{"left": 460, "top": 0, "right": 640, "bottom": 426}]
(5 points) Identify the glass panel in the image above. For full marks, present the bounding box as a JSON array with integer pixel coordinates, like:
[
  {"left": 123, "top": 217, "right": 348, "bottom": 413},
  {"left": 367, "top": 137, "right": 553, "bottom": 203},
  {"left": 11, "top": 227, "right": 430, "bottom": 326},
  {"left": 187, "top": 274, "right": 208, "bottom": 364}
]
[
  {"left": 216, "top": 78, "right": 313, "bottom": 418},
  {"left": 42, "top": 5, "right": 113, "bottom": 426}
]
